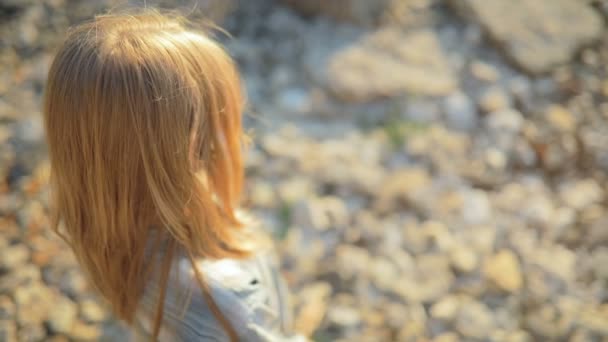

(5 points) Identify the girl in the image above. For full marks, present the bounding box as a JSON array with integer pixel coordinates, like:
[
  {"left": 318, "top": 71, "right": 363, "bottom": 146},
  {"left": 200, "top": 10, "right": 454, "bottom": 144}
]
[{"left": 43, "top": 10, "right": 303, "bottom": 342}]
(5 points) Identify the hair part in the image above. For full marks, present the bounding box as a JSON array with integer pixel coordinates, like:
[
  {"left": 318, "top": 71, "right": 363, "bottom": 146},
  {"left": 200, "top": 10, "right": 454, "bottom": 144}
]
[{"left": 43, "top": 9, "right": 256, "bottom": 340}]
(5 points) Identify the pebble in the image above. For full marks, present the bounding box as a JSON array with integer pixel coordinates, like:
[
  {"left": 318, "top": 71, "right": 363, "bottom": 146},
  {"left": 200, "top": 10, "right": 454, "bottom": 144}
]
[
  {"left": 483, "top": 250, "right": 523, "bottom": 292},
  {"left": 79, "top": 299, "right": 107, "bottom": 323},
  {"left": 430, "top": 295, "right": 460, "bottom": 321},
  {"left": 433, "top": 332, "right": 460, "bottom": 342},
  {"left": 14, "top": 282, "right": 54, "bottom": 326},
  {"left": 0, "top": 245, "right": 29, "bottom": 269},
  {"left": 327, "top": 305, "right": 361, "bottom": 327},
  {"left": 17, "top": 323, "right": 46, "bottom": 342},
  {"left": 479, "top": 86, "right": 511, "bottom": 113},
  {"left": 470, "top": 60, "right": 500, "bottom": 82},
  {"left": 461, "top": 189, "right": 492, "bottom": 224},
  {"left": 68, "top": 321, "right": 102, "bottom": 341},
  {"left": 559, "top": 179, "right": 603, "bottom": 211},
  {"left": 47, "top": 294, "right": 78, "bottom": 334},
  {"left": 294, "top": 282, "right": 331, "bottom": 336},
  {"left": 443, "top": 91, "right": 477, "bottom": 132},
  {"left": 0, "top": 296, "right": 15, "bottom": 320},
  {"left": 449, "top": 244, "right": 478, "bottom": 273},
  {"left": 455, "top": 299, "right": 495, "bottom": 339},
  {"left": 2, "top": 0, "right": 608, "bottom": 340},
  {"left": 0, "top": 321, "right": 17, "bottom": 342},
  {"left": 485, "top": 108, "right": 524, "bottom": 133},
  {"left": 546, "top": 104, "right": 576, "bottom": 131}
]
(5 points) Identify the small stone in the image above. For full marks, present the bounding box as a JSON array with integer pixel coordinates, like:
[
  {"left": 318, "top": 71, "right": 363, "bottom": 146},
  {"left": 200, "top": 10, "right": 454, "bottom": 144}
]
[
  {"left": 336, "top": 244, "right": 371, "bottom": 279},
  {"left": 68, "top": 321, "right": 102, "bottom": 341},
  {"left": 525, "top": 303, "right": 576, "bottom": 339},
  {"left": 293, "top": 196, "right": 348, "bottom": 231},
  {"left": 486, "top": 108, "right": 524, "bottom": 133},
  {"left": 443, "top": 91, "right": 477, "bottom": 132},
  {"left": 376, "top": 168, "right": 432, "bottom": 212},
  {"left": 15, "top": 282, "right": 54, "bottom": 326},
  {"left": 17, "top": 323, "right": 46, "bottom": 342},
  {"left": 0, "top": 320, "right": 16, "bottom": 342},
  {"left": 0, "top": 264, "right": 41, "bottom": 293},
  {"left": 461, "top": 189, "right": 492, "bottom": 224},
  {"left": 79, "top": 299, "right": 107, "bottom": 323},
  {"left": 0, "top": 296, "right": 15, "bottom": 320},
  {"left": 0, "top": 245, "right": 29, "bottom": 269},
  {"left": 546, "top": 105, "right": 575, "bottom": 131},
  {"left": 327, "top": 305, "right": 361, "bottom": 327},
  {"left": 470, "top": 60, "right": 499, "bottom": 82},
  {"left": 479, "top": 86, "right": 510, "bottom": 113},
  {"left": 433, "top": 332, "right": 460, "bottom": 342},
  {"left": 485, "top": 147, "right": 507, "bottom": 170},
  {"left": 370, "top": 257, "right": 400, "bottom": 290},
  {"left": 590, "top": 247, "right": 608, "bottom": 280},
  {"left": 430, "top": 295, "right": 460, "bottom": 321},
  {"left": 395, "top": 254, "right": 453, "bottom": 303},
  {"left": 277, "top": 178, "right": 312, "bottom": 204},
  {"left": 294, "top": 282, "right": 332, "bottom": 336},
  {"left": 455, "top": 300, "right": 495, "bottom": 338},
  {"left": 47, "top": 295, "right": 78, "bottom": 334},
  {"left": 449, "top": 245, "right": 478, "bottom": 273},
  {"left": 559, "top": 179, "right": 603, "bottom": 211},
  {"left": 483, "top": 249, "right": 523, "bottom": 292},
  {"left": 249, "top": 181, "right": 276, "bottom": 207}
]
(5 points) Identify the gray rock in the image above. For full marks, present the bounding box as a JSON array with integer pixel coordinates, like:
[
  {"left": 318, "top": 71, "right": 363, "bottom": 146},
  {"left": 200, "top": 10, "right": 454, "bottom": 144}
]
[
  {"left": 443, "top": 91, "right": 477, "bottom": 131},
  {"left": 280, "top": 0, "right": 392, "bottom": 26},
  {"left": 326, "top": 29, "right": 456, "bottom": 102},
  {"left": 453, "top": 0, "right": 603, "bottom": 74}
]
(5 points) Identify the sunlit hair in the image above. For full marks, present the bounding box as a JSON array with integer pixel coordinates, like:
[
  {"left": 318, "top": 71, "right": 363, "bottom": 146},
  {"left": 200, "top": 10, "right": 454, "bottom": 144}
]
[{"left": 43, "top": 10, "right": 257, "bottom": 340}]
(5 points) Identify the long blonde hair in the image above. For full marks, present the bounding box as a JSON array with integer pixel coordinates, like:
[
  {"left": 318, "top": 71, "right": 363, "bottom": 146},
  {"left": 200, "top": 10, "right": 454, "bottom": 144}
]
[{"left": 43, "top": 10, "right": 254, "bottom": 340}]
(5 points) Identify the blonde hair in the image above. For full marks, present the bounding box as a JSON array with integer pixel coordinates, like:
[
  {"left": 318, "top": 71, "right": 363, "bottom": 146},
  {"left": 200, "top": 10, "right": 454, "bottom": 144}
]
[{"left": 43, "top": 10, "right": 254, "bottom": 340}]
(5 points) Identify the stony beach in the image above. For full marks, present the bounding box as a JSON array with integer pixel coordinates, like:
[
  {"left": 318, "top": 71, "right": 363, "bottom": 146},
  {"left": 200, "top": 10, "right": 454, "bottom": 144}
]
[{"left": 1, "top": 0, "right": 608, "bottom": 341}]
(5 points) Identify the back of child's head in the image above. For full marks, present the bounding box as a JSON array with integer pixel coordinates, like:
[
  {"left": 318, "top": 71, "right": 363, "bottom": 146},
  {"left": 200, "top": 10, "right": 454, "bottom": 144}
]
[{"left": 43, "top": 9, "right": 253, "bottom": 337}]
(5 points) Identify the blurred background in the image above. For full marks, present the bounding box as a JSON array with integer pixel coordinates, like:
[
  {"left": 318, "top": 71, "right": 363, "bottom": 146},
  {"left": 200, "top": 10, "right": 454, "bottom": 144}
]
[{"left": 1, "top": 0, "right": 608, "bottom": 341}]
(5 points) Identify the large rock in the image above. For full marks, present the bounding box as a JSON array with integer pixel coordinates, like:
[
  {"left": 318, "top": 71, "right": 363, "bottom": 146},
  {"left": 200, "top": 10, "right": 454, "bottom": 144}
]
[
  {"left": 280, "top": 0, "right": 392, "bottom": 25},
  {"left": 326, "top": 28, "right": 456, "bottom": 102},
  {"left": 453, "top": 0, "right": 603, "bottom": 74}
]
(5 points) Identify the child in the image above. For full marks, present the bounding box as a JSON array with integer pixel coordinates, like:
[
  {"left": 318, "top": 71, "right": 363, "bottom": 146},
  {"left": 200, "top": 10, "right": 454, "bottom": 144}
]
[{"left": 43, "top": 10, "right": 303, "bottom": 342}]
